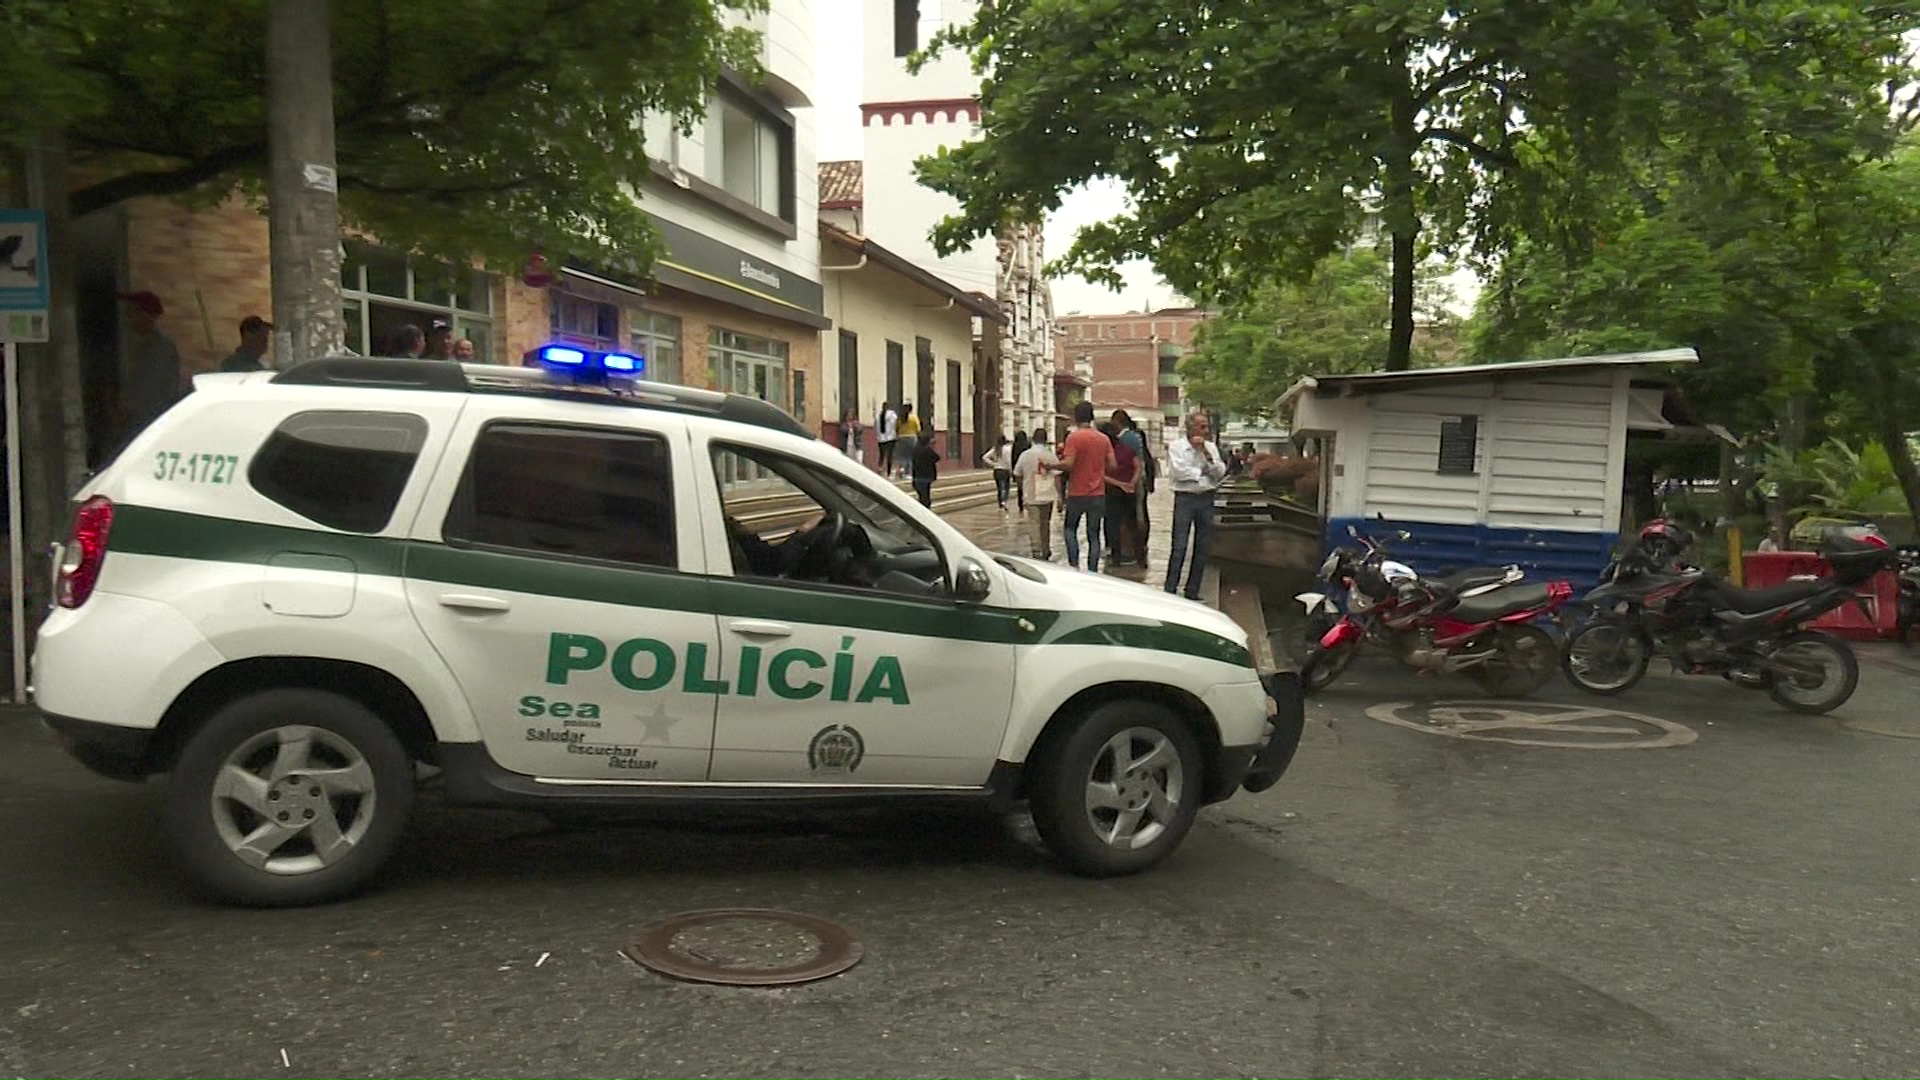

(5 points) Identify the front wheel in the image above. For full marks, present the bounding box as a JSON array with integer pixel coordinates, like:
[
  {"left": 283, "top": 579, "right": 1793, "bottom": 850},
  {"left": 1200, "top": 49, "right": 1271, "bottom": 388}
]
[
  {"left": 164, "top": 689, "right": 416, "bottom": 907},
  {"left": 1301, "top": 641, "right": 1358, "bottom": 694},
  {"left": 1561, "top": 621, "right": 1654, "bottom": 696},
  {"left": 1765, "top": 631, "right": 1859, "bottom": 715},
  {"left": 1469, "top": 624, "right": 1559, "bottom": 698},
  {"left": 1029, "top": 700, "right": 1203, "bottom": 877}
]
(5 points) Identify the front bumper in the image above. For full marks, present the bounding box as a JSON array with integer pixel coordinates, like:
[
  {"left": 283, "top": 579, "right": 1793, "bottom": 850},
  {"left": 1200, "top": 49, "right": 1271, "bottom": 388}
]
[{"left": 41, "top": 711, "right": 154, "bottom": 782}]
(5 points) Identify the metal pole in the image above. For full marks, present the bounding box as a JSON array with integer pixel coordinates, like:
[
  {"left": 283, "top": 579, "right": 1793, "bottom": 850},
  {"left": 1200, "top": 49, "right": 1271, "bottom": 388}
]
[
  {"left": 5, "top": 341, "right": 26, "bottom": 703},
  {"left": 267, "top": 0, "right": 343, "bottom": 366}
]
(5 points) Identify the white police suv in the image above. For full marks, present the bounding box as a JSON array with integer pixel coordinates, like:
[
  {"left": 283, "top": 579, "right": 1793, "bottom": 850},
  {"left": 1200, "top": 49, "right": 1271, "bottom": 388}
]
[{"left": 33, "top": 348, "right": 1303, "bottom": 906}]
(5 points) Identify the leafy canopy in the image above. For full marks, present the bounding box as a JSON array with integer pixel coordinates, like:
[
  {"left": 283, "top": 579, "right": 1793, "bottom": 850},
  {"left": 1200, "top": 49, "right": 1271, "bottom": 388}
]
[
  {"left": 1179, "top": 248, "right": 1453, "bottom": 420},
  {"left": 918, "top": 0, "right": 1914, "bottom": 370},
  {"left": 1, "top": 0, "right": 762, "bottom": 270}
]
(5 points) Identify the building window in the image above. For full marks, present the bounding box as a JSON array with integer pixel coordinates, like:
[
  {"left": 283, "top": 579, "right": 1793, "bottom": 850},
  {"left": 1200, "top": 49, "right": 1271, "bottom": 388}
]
[
  {"left": 885, "top": 340, "right": 905, "bottom": 414},
  {"left": 946, "top": 360, "right": 961, "bottom": 456},
  {"left": 341, "top": 241, "right": 494, "bottom": 361},
  {"left": 705, "top": 88, "right": 792, "bottom": 221},
  {"left": 915, "top": 337, "right": 935, "bottom": 430},
  {"left": 549, "top": 293, "right": 620, "bottom": 351},
  {"left": 631, "top": 310, "right": 682, "bottom": 384},
  {"left": 893, "top": 0, "right": 919, "bottom": 56},
  {"left": 708, "top": 328, "right": 790, "bottom": 408},
  {"left": 1438, "top": 415, "right": 1479, "bottom": 476}
]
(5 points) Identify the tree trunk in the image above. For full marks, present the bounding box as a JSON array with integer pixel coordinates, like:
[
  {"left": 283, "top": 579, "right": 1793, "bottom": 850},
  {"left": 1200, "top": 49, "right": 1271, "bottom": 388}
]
[
  {"left": 1869, "top": 356, "right": 1920, "bottom": 537},
  {"left": 267, "top": 0, "right": 343, "bottom": 367},
  {"left": 1383, "top": 43, "right": 1418, "bottom": 373}
]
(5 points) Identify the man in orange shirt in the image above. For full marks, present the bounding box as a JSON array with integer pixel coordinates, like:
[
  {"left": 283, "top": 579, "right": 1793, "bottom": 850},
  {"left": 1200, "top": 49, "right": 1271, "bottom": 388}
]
[{"left": 1053, "top": 400, "right": 1118, "bottom": 571}]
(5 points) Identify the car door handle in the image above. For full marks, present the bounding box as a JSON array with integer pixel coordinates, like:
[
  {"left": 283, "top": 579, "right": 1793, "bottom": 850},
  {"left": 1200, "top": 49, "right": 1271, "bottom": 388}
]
[
  {"left": 437, "top": 593, "right": 513, "bottom": 613},
  {"left": 728, "top": 619, "right": 794, "bottom": 638}
]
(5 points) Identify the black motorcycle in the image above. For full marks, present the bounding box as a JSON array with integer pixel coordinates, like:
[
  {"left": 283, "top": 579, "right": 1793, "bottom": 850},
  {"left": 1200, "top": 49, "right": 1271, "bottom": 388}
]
[
  {"left": 1561, "top": 526, "right": 1895, "bottom": 714},
  {"left": 1896, "top": 545, "right": 1920, "bottom": 646}
]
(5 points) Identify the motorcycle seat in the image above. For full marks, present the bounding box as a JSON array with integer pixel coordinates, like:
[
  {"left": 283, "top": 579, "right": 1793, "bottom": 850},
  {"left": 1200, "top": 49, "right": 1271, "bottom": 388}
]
[
  {"left": 1430, "top": 566, "right": 1515, "bottom": 593},
  {"left": 1448, "top": 581, "right": 1552, "bottom": 623},
  {"left": 1708, "top": 578, "right": 1832, "bottom": 614}
]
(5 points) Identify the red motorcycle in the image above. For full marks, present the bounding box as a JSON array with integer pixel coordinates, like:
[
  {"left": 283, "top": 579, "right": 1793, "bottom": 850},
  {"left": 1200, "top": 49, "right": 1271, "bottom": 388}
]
[{"left": 1299, "top": 524, "right": 1575, "bottom": 697}]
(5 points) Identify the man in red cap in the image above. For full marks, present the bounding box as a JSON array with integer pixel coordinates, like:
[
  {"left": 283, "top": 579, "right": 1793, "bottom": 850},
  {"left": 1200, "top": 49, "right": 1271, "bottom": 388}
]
[{"left": 117, "top": 290, "right": 183, "bottom": 438}]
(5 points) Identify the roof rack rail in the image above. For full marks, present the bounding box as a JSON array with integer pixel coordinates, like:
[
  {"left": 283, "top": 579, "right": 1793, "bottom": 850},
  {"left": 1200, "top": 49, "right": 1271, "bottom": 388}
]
[
  {"left": 274, "top": 356, "right": 470, "bottom": 391},
  {"left": 270, "top": 356, "right": 815, "bottom": 440}
]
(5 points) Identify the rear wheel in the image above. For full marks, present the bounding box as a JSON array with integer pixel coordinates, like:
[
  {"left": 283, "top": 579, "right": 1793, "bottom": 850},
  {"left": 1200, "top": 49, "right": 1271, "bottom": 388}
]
[
  {"left": 164, "top": 689, "right": 415, "bottom": 907},
  {"left": 1029, "top": 700, "right": 1203, "bottom": 878},
  {"left": 1469, "top": 624, "right": 1558, "bottom": 698},
  {"left": 1561, "top": 621, "right": 1653, "bottom": 696},
  {"left": 1765, "top": 631, "right": 1859, "bottom": 715}
]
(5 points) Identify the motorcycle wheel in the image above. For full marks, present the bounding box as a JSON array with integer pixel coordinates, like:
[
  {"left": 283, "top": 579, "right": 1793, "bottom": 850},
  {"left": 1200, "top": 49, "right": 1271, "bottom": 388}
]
[
  {"left": 1560, "top": 621, "right": 1654, "bottom": 696},
  {"left": 1469, "top": 624, "right": 1558, "bottom": 698},
  {"left": 1765, "top": 631, "right": 1859, "bottom": 715},
  {"left": 1301, "top": 642, "right": 1358, "bottom": 695}
]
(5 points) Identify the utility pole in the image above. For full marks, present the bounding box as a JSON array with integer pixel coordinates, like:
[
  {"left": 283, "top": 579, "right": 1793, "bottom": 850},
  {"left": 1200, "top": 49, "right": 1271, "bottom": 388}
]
[{"left": 266, "top": 0, "right": 343, "bottom": 368}]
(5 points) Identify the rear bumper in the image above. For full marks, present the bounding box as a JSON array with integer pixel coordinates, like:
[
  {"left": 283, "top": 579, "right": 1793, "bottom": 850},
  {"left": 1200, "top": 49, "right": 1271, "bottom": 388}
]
[{"left": 41, "top": 711, "right": 154, "bottom": 782}]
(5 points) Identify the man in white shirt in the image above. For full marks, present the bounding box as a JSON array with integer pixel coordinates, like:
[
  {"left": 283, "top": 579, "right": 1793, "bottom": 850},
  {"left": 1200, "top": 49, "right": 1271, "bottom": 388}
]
[
  {"left": 876, "top": 403, "right": 899, "bottom": 476},
  {"left": 1011, "top": 427, "right": 1060, "bottom": 560},
  {"left": 1164, "top": 415, "right": 1228, "bottom": 600}
]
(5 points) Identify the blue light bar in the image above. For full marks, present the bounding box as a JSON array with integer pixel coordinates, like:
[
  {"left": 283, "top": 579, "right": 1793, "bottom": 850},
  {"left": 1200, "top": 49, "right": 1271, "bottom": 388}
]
[
  {"left": 602, "top": 352, "right": 644, "bottom": 373},
  {"left": 537, "top": 345, "right": 587, "bottom": 366}
]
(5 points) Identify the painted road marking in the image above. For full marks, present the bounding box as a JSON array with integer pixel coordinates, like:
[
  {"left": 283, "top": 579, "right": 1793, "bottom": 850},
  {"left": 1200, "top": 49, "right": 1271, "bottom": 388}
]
[
  {"left": 1366, "top": 700, "right": 1698, "bottom": 749},
  {"left": 1841, "top": 717, "right": 1920, "bottom": 740}
]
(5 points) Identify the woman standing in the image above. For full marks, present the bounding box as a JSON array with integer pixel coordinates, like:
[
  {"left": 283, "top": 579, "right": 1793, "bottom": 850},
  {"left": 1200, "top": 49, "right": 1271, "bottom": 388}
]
[
  {"left": 1100, "top": 421, "right": 1142, "bottom": 567},
  {"left": 983, "top": 434, "right": 1014, "bottom": 511},
  {"left": 1009, "top": 430, "right": 1032, "bottom": 512},
  {"left": 897, "top": 403, "right": 921, "bottom": 477}
]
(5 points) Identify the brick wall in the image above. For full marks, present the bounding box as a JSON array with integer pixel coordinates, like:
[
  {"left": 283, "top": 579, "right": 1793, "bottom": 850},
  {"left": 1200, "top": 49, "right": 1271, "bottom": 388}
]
[
  {"left": 641, "top": 286, "right": 823, "bottom": 423},
  {"left": 124, "top": 196, "right": 273, "bottom": 374}
]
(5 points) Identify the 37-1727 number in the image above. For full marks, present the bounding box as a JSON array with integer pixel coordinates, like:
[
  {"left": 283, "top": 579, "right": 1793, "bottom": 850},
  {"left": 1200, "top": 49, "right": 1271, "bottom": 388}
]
[{"left": 153, "top": 451, "right": 240, "bottom": 485}]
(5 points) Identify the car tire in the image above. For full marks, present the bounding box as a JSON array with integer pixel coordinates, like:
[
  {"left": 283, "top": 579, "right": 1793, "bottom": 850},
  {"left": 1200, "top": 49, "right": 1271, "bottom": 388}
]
[
  {"left": 1029, "top": 700, "right": 1203, "bottom": 878},
  {"left": 163, "top": 689, "right": 415, "bottom": 907}
]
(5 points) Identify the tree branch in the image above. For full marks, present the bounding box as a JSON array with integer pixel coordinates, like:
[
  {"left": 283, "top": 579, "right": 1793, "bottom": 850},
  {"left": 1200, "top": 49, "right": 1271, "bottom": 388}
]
[
  {"left": 1413, "top": 57, "right": 1497, "bottom": 109},
  {"left": 69, "top": 141, "right": 268, "bottom": 216},
  {"left": 1418, "top": 126, "right": 1520, "bottom": 169}
]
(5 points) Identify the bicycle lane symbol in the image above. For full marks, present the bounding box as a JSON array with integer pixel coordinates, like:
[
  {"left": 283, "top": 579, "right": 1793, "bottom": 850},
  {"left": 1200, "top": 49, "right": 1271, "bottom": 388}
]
[{"left": 1365, "top": 700, "right": 1698, "bottom": 749}]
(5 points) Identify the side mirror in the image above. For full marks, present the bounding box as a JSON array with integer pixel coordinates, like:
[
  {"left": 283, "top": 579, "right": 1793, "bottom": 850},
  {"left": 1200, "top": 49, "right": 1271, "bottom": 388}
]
[
  {"left": 1396, "top": 530, "right": 1412, "bottom": 542},
  {"left": 954, "top": 559, "right": 993, "bottom": 604}
]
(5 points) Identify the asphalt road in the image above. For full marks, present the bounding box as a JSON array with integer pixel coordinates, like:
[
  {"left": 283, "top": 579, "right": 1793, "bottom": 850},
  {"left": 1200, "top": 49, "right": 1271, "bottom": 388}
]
[{"left": 4, "top": 646, "right": 1919, "bottom": 1079}]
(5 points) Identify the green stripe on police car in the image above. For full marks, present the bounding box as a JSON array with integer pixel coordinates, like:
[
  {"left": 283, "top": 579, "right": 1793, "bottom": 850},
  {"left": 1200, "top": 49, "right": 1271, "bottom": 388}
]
[{"left": 546, "top": 632, "right": 911, "bottom": 704}]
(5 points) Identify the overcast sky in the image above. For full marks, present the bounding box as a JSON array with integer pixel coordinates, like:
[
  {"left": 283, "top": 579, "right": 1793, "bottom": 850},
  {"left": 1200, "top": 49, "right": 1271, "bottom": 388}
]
[
  {"left": 809, "top": 0, "right": 1481, "bottom": 317},
  {"left": 810, "top": 0, "right": 1177, "bottom": 315}
]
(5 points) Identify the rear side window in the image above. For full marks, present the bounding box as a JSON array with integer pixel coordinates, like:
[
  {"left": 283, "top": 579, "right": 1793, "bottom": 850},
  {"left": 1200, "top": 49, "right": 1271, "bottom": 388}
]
[
  {"left": 444, "top": 423, "right": 677, "bottom": 570},
  {"left": 249, "top": 410, "right": 429, "bottom": 532}
]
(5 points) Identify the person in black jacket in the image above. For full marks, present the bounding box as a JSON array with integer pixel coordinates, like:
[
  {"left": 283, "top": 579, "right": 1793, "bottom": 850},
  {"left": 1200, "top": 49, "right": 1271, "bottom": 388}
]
[{"left": 910, "top": 433, "right": 941, "bottom": 507}]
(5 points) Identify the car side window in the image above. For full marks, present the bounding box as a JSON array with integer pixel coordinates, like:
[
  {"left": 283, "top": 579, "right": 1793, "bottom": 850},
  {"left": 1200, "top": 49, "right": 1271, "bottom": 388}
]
[
  {"left": 249, "top": 410, "right": 429, "bottom": 533},
  {"left": 444, "top": 422, "right": 677, "bottom": 570}
]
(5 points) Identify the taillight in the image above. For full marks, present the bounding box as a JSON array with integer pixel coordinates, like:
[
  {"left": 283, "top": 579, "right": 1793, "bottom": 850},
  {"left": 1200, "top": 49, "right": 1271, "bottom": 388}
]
[
  {"left": 1548, "top": 580, "right": 1574, "bottom": 605},
  {"left": 56, "top": 496, "right": 114, "bottom": 609}
]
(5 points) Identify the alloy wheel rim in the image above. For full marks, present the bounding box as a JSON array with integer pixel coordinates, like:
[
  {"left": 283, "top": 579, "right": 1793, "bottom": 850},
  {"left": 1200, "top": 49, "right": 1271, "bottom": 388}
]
[
  {"left": 1084, "top": 727, "right": 1184, "bottom": 851},
  {"left": 209, "top": 724, "right": 378, "bottom": 876}
]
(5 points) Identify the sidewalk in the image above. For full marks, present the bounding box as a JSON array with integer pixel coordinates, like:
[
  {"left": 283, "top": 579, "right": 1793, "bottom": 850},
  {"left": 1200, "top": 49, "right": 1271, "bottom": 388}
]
[{"left": 939, "top": 483, "right": 1192, "bottom": 591}]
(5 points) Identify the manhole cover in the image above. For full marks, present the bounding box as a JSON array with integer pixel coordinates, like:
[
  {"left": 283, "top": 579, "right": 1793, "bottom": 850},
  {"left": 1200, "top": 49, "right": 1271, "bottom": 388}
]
[{"left": 623, "top": 909, "right": 863, "bottom": 987}]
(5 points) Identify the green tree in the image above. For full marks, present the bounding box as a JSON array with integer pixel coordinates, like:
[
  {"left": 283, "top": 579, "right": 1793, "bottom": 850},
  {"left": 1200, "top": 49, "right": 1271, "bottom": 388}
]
[
  {"left": 1179, "top": 248, "right": 1451, "bottom": 419},
  {"left": 918, "top": 0, "right": 1912, "bottom": 372},
  {"left": 2, "top": 0, "right": 762, "bottom": 270}
]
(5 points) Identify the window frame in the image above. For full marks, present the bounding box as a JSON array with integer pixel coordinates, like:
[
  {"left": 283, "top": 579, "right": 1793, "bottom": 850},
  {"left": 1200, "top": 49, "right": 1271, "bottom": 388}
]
[
  {"left": 708, "top": 440, "right": 953, "bottom": 595},
  {"left": 1436, "top": 414, "right": 1480, "bottom": 476},
  {"left": 631, "top": 309, "right": 684, "bottom": 385},
  {"left": 340, "top": 240, "right": 494, "bottom": 360},
  {"left": 441, "top": 419, "right": 682, "bottom": 574}
]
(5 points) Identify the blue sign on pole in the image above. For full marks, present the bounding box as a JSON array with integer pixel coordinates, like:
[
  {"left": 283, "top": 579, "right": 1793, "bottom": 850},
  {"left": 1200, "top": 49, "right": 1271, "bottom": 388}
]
[{"left": 0, "top": 209, "right": 50, "bottom": 342}]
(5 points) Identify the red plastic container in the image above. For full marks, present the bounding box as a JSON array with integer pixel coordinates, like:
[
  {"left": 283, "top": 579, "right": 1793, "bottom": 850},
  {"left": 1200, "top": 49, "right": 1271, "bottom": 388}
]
[{"left": 1740, "top": 551, "right": 1898, "bottom": 640}]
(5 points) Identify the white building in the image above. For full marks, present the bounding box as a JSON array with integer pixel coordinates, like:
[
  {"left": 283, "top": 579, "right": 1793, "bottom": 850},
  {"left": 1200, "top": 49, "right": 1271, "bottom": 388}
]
[
  {"left": 854, "top": 0, "right": 1056, "bottom": 443},
  {"left": 625, "top": 0, "right": 832, "bottom": 426}
]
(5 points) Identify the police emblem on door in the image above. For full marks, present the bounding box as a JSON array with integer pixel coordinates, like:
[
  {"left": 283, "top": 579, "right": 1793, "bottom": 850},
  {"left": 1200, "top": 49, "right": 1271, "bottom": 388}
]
[{"left": 808, "top": 725, "right": 865, "bottom": 775}]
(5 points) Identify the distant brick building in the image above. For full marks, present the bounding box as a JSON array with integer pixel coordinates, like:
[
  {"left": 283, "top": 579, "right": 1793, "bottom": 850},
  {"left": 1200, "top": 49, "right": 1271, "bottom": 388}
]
[{"left": 1053, "top": 307, "right": 1211, "bottom": 442}]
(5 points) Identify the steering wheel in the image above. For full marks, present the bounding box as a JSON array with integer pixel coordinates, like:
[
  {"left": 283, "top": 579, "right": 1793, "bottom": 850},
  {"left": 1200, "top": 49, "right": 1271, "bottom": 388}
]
[{"left": 790, "top": 510, "right": 848, "bottom": 579}]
